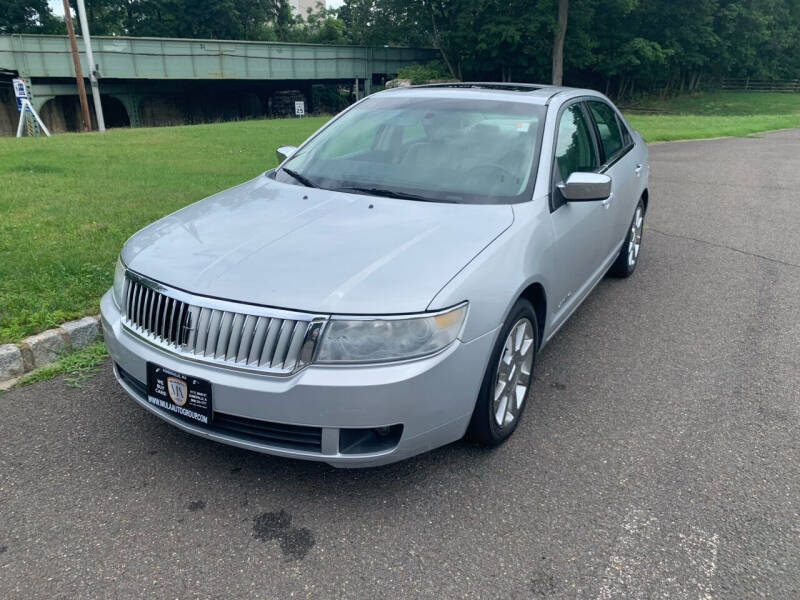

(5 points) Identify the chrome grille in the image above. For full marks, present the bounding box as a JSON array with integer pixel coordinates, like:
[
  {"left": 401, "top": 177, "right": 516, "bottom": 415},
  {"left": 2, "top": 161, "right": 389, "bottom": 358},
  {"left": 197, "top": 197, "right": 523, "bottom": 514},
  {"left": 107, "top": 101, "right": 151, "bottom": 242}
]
[{"left": 121, "top": 272, "right": 326, "bottom": 375}]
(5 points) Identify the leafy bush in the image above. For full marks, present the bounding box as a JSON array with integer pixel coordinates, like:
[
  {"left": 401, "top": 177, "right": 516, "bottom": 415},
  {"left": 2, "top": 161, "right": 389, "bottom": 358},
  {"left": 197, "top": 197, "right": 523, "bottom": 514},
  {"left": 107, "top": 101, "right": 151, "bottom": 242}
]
[
  {"left": 313, "top": 85, "right": 351, "bottom": 114},
  {"left": 397, "top": 61, "right": 452, "bottom": 85}
]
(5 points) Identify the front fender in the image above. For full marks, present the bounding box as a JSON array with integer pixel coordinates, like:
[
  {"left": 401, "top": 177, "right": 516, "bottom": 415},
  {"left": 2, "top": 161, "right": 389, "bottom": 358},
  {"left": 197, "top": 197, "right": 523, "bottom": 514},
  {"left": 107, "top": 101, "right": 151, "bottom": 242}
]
[{"left": 427, "top": 197, "right": 555, "bottom": 343}]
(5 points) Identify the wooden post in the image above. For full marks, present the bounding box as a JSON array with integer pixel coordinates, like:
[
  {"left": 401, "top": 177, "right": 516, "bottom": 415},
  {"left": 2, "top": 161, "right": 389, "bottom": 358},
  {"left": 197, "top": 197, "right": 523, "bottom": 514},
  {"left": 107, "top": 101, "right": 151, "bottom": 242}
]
[{"left": 63, "top": 0, "right": 91, "bottom": 132}]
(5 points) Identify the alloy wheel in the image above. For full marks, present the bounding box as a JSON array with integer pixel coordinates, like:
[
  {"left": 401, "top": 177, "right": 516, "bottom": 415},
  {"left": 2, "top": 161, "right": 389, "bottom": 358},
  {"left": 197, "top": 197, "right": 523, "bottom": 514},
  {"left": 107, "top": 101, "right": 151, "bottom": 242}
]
[
  {"left": 492, "top": 318, "right": 535, "bottom": 427},
  {"left": 627, "top": 205, "right": 644, "bottom": 267}
]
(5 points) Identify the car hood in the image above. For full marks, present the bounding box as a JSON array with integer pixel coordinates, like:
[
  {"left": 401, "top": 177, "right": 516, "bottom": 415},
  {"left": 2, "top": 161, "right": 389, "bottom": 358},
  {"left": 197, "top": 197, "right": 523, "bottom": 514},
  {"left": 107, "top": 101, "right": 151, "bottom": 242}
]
[{"left": 122, "top": 176, "right": 513, "bottom": 314}]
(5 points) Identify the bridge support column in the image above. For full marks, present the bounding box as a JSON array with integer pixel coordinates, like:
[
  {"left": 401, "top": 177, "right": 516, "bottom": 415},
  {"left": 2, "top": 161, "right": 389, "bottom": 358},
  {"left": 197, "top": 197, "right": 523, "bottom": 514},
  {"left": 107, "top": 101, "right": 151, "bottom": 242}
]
[
  {"left": 116, "top": 94, "right": 141, "bottom": 127},
  {"left": 29, "top": 94, "right": 52, "bottom": 114}
]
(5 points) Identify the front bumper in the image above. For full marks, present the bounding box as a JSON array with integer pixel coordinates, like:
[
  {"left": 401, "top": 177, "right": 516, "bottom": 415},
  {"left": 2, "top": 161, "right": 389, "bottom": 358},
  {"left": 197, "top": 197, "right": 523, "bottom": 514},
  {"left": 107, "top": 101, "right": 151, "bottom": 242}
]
[{"left": 101, "top": 291, "right": 496, "bottom": 467}]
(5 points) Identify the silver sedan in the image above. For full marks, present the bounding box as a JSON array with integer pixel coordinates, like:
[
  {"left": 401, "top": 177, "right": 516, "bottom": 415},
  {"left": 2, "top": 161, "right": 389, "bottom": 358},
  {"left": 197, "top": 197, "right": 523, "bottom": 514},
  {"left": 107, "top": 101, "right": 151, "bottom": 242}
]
[{"left": 102, "top": 83, "right": 649, "bottom": 467}]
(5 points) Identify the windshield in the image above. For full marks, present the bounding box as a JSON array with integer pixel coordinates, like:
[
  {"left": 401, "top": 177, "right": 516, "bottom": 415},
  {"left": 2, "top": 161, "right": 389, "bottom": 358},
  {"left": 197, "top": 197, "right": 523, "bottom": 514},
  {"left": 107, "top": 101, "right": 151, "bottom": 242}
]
[{"left": 274, "top": 95, "right": 546, "bottom": 204}]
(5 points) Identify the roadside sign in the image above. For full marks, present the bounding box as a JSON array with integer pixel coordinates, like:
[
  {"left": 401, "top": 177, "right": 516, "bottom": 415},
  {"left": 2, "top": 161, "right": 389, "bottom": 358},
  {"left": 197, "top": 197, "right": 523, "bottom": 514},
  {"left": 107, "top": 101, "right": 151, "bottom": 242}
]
[
  {"left": 295, "top": 101, "right": 305, "bottom": 116},
  {"left": 12, "top": 78, "right": 27, "bottom": 99},
  {"left": 12, "top": 79, "right": 50, "bottom": 137}
]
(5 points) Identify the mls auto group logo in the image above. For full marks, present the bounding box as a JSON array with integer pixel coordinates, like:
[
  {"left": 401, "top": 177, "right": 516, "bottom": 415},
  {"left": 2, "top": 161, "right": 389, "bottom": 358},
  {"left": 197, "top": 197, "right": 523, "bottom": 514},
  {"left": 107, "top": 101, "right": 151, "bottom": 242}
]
[{"left": 166, "top": 376, "right": 189, "bottom": 407}]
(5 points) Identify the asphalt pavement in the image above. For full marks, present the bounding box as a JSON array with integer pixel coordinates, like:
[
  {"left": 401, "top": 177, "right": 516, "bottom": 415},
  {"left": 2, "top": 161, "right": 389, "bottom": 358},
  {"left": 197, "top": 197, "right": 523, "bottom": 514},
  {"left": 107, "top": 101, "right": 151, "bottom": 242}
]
[{"left": 2, "top": 129, "right": 799, "bottom": 599}]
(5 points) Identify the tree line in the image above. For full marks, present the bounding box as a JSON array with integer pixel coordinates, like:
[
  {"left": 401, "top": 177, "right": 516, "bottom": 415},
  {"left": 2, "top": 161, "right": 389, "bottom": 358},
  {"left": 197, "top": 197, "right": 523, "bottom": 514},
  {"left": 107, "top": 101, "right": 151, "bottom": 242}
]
[
  {"left": 3, "top": 0, "right": 799, "bottom": 97},
  {"left": 339, "top": 0, "right": 800, "bottom": 97},
  {"left": 0, "top": 1, "right": 348, "bottom": 44}
]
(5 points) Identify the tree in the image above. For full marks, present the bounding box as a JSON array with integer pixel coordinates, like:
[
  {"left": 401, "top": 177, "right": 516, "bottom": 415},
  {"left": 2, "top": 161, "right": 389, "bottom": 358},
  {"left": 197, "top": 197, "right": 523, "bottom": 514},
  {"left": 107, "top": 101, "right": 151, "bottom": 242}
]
[
  {"left": 5, "top": 0, "right": 800, "bottom": 96},
  {"left": 338, "top": 0, "right": 430, "bottom": 47},
  {"left": 300, "top": 7, "right": 348, "bottom": 45},
  {"left": 0, "top": 0, "right": 62, "bottom": 34},
  {"left": 69, "top": 0, "right": 129, "bottom": 36},
  {"left": 62, "top": 0, "right": 296, "bottom": 40},
  {"left": 422, "top": 0, "right": 459, "bottom": 79},
  {"left": 552, "top": 0, "right": 568, "bottom": 85}
]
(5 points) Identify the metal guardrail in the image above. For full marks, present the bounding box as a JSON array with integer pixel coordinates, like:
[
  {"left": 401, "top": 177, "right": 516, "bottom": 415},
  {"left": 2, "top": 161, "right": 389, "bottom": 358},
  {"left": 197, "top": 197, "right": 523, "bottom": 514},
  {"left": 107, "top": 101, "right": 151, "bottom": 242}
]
[{"left": 722, "top": 78, "right": 800, "bottom": 92}]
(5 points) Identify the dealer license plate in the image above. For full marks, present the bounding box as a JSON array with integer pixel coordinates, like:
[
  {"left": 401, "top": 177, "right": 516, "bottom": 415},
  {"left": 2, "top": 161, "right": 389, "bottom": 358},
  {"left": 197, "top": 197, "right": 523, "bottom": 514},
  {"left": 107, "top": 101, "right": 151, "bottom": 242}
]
[{"left": 146, "top": 362, "right": 212, "bottom": 427}]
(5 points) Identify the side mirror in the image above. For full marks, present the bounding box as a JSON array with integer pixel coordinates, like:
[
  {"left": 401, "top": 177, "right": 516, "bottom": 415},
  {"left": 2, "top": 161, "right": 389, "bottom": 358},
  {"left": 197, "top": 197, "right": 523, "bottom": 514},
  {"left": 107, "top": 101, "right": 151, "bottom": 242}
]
[
  {"left": 276, "top": 145, "right": 298, "bottom": 163},
  {"left": 557, "top": 172, "right": 612, "bottom": 202}
]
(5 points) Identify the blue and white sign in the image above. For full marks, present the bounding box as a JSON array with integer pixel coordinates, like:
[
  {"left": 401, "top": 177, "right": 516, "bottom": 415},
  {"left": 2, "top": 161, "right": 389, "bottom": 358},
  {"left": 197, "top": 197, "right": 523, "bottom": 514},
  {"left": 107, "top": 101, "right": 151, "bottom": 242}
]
[
  {"left": 12, "top": 78, "right": 27, "bottom": 112},
  {"left": 12, "top": 78, "right": 27, "bottom": 99},
  {"left": 12, "top": 77, "right": 50, "bottom": 137}
]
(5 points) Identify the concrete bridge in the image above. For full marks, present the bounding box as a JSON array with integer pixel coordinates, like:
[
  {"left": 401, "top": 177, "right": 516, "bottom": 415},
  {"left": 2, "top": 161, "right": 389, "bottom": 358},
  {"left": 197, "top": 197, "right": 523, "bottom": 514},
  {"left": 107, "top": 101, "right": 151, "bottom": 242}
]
[{"left": 0, "top": 34, "right": 436, "bottom": 133}]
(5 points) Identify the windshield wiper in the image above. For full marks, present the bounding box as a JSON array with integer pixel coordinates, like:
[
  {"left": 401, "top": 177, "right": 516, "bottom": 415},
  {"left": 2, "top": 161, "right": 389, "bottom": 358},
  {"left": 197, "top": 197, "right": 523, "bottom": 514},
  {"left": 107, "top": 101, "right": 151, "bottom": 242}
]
[
  {"left": 281, "top": 167, "right": 318, "bottom": 188},
  {"left": 334, "top": 186, "right": 452, "bottom": 203}
]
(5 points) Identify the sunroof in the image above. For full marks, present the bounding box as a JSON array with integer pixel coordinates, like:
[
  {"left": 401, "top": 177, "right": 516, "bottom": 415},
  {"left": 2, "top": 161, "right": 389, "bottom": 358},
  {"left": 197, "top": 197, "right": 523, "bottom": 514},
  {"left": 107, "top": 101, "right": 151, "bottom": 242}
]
[{"left": 416, "top": 83, "right": 547, "bottom": 92}]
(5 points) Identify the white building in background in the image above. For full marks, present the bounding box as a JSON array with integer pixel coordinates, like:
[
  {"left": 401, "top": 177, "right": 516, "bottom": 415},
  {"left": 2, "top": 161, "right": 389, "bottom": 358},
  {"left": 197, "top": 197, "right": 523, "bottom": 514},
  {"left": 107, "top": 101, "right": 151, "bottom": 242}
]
[{"left": 289, "top": 0, "right": 324, "bottom": 18}]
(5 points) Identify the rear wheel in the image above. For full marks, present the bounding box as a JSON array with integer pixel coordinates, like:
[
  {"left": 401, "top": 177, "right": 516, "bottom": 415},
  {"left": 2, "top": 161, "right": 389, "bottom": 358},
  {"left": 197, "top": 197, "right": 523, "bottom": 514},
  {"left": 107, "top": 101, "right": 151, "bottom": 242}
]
[
  {"left": 608, "top": 199, "right": 644, "bottom": 278},
  {"left": 467, "top": 299, "right": 538, "bottom": 446}
]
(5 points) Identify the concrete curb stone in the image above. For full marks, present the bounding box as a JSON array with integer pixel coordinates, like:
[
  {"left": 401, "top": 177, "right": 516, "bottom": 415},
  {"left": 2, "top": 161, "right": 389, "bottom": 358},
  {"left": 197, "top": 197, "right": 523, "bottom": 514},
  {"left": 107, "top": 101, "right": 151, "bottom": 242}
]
[
  {"left": 24, "top": 329, "right": 68, "bottom": 368},
  {"left": 19, "top": 344, "right": 34, "bottom": 371},
  {"left": 0, "top": 344, "right": 24, "bottom": 380},
  {"left": 61, "top": 316, "right": 100, "bottom": 349},
  {"left": 0, "top": 315, "right": 103, "bottom": 385}
]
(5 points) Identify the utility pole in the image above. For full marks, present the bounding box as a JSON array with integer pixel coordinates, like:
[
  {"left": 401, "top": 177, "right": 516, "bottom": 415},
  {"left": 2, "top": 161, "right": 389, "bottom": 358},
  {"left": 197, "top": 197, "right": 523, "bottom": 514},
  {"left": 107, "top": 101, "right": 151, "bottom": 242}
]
[
  {"left": 62, "top": 0, "right": 92, "bottom": 131},
  {"left": 76, "top": 0, "right": 106, "bottom": 132}
]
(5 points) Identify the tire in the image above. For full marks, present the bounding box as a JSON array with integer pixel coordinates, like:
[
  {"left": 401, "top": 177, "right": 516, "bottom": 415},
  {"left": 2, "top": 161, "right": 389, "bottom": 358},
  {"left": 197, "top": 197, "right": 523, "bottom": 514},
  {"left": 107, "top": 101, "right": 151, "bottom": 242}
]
[
  {"left": 467, "top": 298, "right": 538, "bottom": 446},
  {"left": 608, "top": 198, "right": 645, "bottom": 278}
]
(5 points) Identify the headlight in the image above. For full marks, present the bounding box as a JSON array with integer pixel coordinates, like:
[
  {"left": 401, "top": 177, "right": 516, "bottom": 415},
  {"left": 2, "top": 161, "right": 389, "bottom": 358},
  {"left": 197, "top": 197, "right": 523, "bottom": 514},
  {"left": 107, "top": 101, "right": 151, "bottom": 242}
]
[
  {"left": 316, "top": 303, "right": 467, "bottom": 364},
  {"left": 112, "top": 256, "right": 126, "bottom": 308}
]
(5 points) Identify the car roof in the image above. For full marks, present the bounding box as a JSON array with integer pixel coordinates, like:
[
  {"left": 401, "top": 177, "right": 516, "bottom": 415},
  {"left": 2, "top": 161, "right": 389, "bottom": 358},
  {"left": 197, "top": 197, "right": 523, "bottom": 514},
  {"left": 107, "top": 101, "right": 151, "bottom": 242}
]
[{"left": 374, "top": 82, "right": 603, "bottom": 105}]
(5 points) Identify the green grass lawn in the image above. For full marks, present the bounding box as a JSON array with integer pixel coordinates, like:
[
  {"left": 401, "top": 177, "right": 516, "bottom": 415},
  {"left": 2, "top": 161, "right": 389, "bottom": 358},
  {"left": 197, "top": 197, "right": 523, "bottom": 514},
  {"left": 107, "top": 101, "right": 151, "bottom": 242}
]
[
  {"left": 629, "top": 91, "right": 800, "bottom": 115},
  {"left": 1, "top": 91, "right": 799, "bottom": 344},
  {"left": 625, "top": 91, "right": 800, "bottom": 141},
  {"left": 0, "top": 116, "right": 327, "bottom": 343}
]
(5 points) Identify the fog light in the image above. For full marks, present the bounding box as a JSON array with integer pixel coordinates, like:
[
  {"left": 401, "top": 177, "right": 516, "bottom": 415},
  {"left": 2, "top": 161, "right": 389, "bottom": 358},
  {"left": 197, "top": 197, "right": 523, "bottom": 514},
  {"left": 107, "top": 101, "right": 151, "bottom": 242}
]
[{"left": 339, "top": 424, "right": 403, "bottom": 454}]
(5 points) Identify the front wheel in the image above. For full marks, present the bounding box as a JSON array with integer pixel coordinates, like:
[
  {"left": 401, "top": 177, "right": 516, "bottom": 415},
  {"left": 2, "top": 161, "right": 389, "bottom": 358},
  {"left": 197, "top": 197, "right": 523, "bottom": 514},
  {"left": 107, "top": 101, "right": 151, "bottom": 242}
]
[
  {"left": 467, "top": 299, "right": 538, "bottom": 446},
  {"left": 608, "top": 199, "right": 645, "bottom": 278}
]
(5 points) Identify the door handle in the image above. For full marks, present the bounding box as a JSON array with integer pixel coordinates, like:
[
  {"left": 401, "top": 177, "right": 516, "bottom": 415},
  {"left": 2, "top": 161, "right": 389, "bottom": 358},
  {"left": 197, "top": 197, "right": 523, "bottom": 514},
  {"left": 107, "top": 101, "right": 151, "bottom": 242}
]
[{"left": 635, "top": 163, "right": 644, "bottom": 177}]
